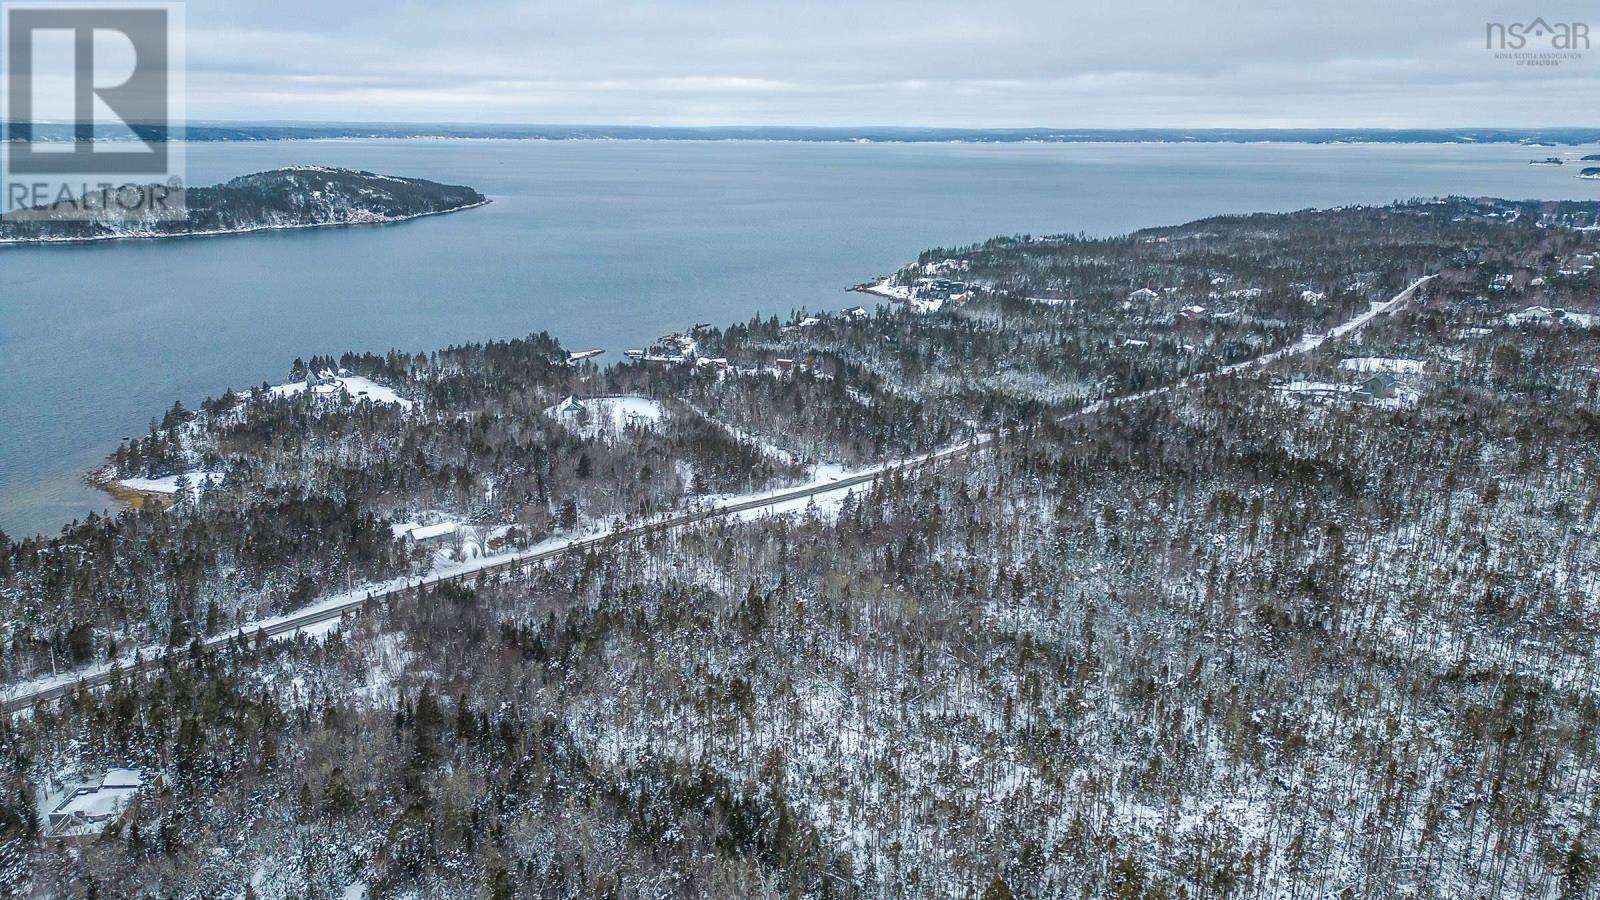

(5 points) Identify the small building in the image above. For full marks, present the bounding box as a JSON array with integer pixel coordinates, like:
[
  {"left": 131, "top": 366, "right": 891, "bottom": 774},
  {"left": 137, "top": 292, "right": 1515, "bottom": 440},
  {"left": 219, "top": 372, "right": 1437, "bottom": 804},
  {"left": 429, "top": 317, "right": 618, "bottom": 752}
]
[
  {"left": 45, "top": 768, "right": 146, "bottom": 844},
  {"left": 393, "top": 520, "right": 486, "bottom": 559},
  {"left": 305, "top": 369, "right": 342, "bottom": 396},
  {"left": 396, "top": 521, "right": 460, "bottom": 549},
  {"left": 1128, "top": 288, "right": 1161, "bottom": 303},
  {"left": 773, "top": 358, "right": 796, "bottom": 373},
  {"left": 1356, "top": 374, "right": 1398, "bottom": 400}
]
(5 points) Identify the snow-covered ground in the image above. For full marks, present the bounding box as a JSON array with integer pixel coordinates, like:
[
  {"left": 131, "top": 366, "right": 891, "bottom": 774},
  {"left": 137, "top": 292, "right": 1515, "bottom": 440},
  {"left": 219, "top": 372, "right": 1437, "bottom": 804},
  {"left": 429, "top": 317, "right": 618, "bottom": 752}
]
[
  {"left": 1340, "top": 357, "right": 1425, "bottom": 374},
  {"left": 685, "top": 406, "right": 800, "bottom": 465},
  {"left": 857, "top": 277, "right": 915, "bottom": 302},
  {"left": 271, "top": 373, "right": 415, "bottom": 409},
  {"left": 1275, "top": 380, "right": 1419, "bottom": 409},
  {"left": 5, "top": 277, "right": 1436, "bottom": 712},
  {"left": 0, "top": 197, "right": 490, "bottom": 247},
  {"left": 544, "top": 395, "right": 666, "bottom": 439},
  {"left": 1276, "top": 380, "right": 1353, "bottom": 398},
  {"left": 1507, "top": 306, "right": 1599, "bottom": 329},
  {"left": 702, "top": 462, "right": 865, "bottom": 523},
  {"left": 99, "top": 374, "right": 410, "bottom": 516},
  {"left": 390, "top": 520, "right": 459, "bottom": 542},
  {"left": 116, "top": 470, "right": 225, "bottom": 499},
  {"left": 1, "top": 462, "right": 884, "bottom": 710}
]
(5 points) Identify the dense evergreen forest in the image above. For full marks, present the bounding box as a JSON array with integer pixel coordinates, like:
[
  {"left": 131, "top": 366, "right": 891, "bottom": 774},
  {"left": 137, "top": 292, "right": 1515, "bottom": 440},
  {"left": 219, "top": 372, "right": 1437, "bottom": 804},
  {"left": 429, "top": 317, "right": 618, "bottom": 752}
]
[
  {"left": 0, "top": 168, "right": 486, "bottom": 243},
  {"left": 2, "top": 196, "right": 1599, "bottom": 896}
]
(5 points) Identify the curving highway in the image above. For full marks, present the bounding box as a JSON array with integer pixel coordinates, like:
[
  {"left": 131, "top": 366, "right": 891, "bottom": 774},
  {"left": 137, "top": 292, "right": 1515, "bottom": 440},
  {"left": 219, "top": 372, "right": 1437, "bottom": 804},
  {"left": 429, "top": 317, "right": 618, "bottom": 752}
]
[{"left": 2, "top": 275, "right": 1432, "bottom": 714}]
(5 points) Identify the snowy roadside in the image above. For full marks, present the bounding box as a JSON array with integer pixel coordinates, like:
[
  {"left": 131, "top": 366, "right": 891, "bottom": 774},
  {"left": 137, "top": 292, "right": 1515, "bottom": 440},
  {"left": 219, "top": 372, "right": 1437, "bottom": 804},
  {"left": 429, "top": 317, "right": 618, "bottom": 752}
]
[
  {"left": 2, "top": 276, "right": 1432, "bottom": 709},
  {"left": 0, "top": 460, "right": 889, "bottom": 709}
]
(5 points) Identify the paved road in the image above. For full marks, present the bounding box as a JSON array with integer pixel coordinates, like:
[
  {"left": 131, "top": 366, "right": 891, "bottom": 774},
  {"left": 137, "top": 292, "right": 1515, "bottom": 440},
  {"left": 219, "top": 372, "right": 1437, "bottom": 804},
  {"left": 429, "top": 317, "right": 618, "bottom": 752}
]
[{"left": 2, "top": 275, "right": 1432, "bottom": 714}]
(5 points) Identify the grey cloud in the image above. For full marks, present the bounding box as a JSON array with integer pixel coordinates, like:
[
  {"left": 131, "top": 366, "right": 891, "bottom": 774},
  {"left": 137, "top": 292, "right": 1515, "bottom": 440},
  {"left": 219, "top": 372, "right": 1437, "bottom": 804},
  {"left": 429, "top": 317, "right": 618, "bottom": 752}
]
[{"left": 179, "top": 0, "right": 1600, "bottom": 125}]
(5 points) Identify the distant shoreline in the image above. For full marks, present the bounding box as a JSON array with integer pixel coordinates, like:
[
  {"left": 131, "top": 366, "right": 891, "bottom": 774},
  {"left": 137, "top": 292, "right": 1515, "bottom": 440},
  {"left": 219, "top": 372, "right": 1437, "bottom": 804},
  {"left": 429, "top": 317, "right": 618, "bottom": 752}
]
[
  {"left": 0, "top": 198, "right": 490, "bottom": 248},
  {"left": 5, "top": 125, "right": 1600, "bottom": 146},
  {"left": 5, "top": 138, "right": 1600, "bottom": 147}
]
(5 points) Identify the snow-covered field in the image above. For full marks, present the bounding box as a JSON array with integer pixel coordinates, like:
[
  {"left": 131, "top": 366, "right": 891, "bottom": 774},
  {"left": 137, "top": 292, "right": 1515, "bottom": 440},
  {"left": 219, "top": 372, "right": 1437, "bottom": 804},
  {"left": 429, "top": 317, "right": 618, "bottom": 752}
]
[
  {"left": 116, "top": 470, "right": 225, "bottom": 498},
  {"left": 1275, "top": 380, "right": 1419, "bottom": 410},
  {"left": 709, "top": 463, "right": 864, "bottom": 523},
  {"left": 1339, "top": 356, "right": 1425, "bottom": 374},
  {"left": 1275, "top": 380, "right": 1352, "bottom": 398},
  {"left": 544, "top": 395, "right": 666, "bottom": 439},
  {"left": 857, "top": 277, "right": 914, "bottom": 302},
  {"left": 1507, "top": 305, "right": 1599, "bottom": 329},
  {"left": 271, "top": 373, "right": 415, "bottom": 409}
]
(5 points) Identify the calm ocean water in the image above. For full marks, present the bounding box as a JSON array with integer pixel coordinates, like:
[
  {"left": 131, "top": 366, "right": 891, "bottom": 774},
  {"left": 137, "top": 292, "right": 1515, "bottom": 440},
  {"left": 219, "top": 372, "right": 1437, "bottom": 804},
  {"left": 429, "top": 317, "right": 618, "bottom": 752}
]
[{"left": 1, "top": 139, "right": 1596, "bottom": 537}]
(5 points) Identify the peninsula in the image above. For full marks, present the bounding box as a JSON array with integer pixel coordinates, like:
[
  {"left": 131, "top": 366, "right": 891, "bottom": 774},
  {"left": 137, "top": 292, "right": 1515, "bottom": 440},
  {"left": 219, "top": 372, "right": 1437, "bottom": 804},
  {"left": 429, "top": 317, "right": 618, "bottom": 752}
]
[{"left": 0, "top": 167, "right": 487, "bottom": 244}]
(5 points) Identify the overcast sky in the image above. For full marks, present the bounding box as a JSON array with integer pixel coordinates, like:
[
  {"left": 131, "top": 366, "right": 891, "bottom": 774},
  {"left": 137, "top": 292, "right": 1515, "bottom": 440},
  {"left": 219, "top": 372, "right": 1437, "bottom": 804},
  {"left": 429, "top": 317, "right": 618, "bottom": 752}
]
[{"left": 178, "top": 0, "right": 1597, "bottom": 126}]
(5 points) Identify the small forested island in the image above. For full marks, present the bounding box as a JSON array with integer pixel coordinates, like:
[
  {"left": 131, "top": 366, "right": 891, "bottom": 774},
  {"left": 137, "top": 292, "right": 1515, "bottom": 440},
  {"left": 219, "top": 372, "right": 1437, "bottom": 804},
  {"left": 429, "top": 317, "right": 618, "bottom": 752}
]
[
  {"left": 0, "top": 167, "right": 487, "bottom": 244},
  {"left": 4, "top": 197, "right": 1600, "bottom": 896},
  {"left": 1581, "top": 166, "right": 1600, "bottom": 180}
]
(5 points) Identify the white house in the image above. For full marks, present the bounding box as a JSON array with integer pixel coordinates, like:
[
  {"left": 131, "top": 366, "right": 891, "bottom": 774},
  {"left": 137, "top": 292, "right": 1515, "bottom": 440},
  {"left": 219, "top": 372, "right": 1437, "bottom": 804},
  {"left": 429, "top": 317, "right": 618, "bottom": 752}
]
[
  {"left": 393, "top": 520, "right": 486, "bottom": 559},
  {"left": 45, "top": 768, "right": 145, "bottom": 843}
]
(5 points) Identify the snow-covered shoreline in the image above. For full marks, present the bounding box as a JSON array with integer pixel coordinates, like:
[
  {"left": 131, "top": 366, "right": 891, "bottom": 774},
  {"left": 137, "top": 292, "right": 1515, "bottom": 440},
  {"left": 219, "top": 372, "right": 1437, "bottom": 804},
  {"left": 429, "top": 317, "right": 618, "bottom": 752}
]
[
  {"left": 4, "top": 276, "right": 1435, "bottom": 711},
  {"left": 0, "top": 198, "right": 491, "bottom": 248},
  {"left": 89, "top": 369, "right": 416, "bottom": 515}
]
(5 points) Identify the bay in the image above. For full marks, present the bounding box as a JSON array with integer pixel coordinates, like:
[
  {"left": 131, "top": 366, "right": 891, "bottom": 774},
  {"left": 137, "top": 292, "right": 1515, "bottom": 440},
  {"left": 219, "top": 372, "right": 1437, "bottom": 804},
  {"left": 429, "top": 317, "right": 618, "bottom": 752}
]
[{"left": 1, "top": 138, "right": 1595, "bottom": 537}]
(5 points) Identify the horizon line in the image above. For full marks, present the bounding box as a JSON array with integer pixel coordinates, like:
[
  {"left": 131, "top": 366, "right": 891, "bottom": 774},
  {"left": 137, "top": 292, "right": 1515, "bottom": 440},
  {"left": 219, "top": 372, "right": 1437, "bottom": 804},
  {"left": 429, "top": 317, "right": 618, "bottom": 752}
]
[{"left": 181, "top": 121, "right": 1600, "bottom": 131}]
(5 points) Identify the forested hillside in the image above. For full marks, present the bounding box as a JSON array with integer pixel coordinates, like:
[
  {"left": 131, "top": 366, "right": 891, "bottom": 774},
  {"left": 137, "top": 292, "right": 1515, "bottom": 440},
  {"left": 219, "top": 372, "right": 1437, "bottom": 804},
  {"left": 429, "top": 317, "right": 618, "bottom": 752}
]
[
  {"left": 2, "top": 197, "right": 1599, "bottom": 897},
  {"left": 0, "top": 168, "right": 486, "bottom": 243}
]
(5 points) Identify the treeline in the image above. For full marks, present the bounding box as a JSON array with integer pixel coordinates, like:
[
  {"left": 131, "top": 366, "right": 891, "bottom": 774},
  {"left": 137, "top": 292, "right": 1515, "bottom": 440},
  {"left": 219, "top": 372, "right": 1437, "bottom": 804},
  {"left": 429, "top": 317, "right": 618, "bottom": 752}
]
[
  {"left": 3, "top": 197, "right": 1600, "bottom": 896},
  {"left": 11, "top": 303, "right": 1600, "bottom": 894},
  {"left": 0, "top": 168, "right": 485, "bottom": 242}
]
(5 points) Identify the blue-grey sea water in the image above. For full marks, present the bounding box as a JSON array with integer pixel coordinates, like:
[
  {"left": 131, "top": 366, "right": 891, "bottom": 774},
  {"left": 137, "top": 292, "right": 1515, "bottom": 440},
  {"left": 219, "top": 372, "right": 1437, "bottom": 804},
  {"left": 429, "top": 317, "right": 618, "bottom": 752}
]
[{"left": 2, "top": 139, "right": 1596, "bottom": 537}]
